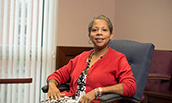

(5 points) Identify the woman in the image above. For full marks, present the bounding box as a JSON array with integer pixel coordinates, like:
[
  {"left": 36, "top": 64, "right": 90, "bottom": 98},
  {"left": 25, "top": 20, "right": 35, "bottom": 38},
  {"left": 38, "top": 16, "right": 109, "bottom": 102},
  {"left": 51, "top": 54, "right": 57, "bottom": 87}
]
[{"left": 47, "top": 15, "right": 136, "bottom": 103}]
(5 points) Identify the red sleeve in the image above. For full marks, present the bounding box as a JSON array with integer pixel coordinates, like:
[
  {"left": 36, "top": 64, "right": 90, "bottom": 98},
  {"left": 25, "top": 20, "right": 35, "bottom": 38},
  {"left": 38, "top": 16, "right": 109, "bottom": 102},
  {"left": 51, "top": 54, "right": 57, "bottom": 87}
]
[
  {"left": 117, "top": 55, "right": 136, "bottom": 97},
  {"left": 47, "top": 59, "right": 75, "bottom": 85}
]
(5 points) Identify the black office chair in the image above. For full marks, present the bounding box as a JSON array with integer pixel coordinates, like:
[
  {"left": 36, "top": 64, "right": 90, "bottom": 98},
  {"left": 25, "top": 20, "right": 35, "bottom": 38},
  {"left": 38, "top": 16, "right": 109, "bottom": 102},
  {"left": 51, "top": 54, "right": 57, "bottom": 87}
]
[{"left": 42, "top": 40, "right": 155, "bottom": 103}]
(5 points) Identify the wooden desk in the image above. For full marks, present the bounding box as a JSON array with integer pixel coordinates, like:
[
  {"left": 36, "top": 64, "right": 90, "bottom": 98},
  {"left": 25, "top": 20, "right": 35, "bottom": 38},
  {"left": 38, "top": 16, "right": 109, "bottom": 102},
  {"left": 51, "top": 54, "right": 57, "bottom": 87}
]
[
  {"left": 0, "top": 78, "right": 32, "bottom": 84},
  {"left": 144, "top": 91, "right": 172, "bottom": 103}
]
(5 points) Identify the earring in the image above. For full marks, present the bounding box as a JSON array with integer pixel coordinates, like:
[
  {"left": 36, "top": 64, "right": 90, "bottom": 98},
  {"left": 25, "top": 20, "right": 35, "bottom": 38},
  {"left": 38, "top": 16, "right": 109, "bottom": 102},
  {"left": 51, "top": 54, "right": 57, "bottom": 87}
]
[
  {"left": 88, "top": 39, "right": 92, "bottom": 44},
  {"left": 108, "top": 40, "right": 112, "bottom": 44}
]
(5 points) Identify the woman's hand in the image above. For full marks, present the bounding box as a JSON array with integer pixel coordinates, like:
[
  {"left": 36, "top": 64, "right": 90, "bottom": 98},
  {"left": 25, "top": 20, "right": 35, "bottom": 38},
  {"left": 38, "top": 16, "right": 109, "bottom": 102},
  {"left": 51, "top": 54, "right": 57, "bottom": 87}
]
[
  {"left": 79, "top": 89, "right": 96, "bottom": 103},
  {"left": 47, "top": 79, "right": 65, "bottom": 100}
]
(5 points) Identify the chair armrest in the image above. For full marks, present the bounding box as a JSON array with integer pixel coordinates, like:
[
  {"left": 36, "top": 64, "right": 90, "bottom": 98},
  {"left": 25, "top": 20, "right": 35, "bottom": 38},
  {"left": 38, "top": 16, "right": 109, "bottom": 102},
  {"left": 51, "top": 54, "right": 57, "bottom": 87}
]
[
  {"left": 41, "top": 84, "right": 70, "bottom": 93},
  {"left": 99, "top": 94, "right": 140, "bottom": 103},
  {"left": 99, "top": 94, "right": 122, "bottom": 103},
  {"left": 41, "top": 85, "right": 49, "bottom": 93}
]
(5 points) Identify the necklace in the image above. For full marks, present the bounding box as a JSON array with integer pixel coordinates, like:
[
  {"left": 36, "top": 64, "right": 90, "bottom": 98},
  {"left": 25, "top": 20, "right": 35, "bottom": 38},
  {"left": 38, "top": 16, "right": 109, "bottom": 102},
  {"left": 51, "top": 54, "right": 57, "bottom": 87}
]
[{"left": 83, "top": 49, "right": 108, "bottom": 74}]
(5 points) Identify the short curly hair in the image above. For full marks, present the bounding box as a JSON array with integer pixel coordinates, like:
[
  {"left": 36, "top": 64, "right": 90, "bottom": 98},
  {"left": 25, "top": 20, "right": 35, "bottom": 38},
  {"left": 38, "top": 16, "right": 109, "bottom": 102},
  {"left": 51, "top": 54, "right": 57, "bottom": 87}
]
[{"left": 88, "top": 15, "right": 113, "bottom": 35}]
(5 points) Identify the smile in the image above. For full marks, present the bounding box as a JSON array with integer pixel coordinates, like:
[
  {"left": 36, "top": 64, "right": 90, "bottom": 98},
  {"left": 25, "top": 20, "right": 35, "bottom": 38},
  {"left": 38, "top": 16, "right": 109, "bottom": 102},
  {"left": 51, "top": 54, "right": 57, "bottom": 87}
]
[{"left": 95, "top": 38, "right": 105, "bottom": 43}]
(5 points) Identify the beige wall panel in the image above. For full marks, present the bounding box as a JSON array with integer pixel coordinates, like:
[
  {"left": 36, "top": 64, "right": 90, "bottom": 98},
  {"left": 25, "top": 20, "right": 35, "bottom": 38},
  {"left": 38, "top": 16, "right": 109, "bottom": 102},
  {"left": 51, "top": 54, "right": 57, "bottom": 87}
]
[
  {"left": 115, "top": 0, "right": 172, "bottom": 50},
  {"left": 56, "top": 0, "right": 172, "bottom": 50},
  {"left": 56, "top": 0, "right": 115, "bottom": 47}
]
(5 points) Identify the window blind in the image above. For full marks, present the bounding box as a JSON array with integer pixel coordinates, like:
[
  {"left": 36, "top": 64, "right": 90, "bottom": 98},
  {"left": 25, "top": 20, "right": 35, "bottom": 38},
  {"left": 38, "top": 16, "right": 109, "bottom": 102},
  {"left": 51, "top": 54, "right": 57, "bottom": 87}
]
[{"left": 0, "top": 0, "right": 58, "bottom": 102}]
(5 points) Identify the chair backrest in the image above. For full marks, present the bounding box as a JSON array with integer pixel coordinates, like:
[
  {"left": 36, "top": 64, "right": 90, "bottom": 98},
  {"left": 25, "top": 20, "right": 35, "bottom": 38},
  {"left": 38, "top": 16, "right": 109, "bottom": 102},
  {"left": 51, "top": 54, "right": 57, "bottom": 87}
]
[{"left": 109, "top": 40, "right": 155, "bottom": 101}]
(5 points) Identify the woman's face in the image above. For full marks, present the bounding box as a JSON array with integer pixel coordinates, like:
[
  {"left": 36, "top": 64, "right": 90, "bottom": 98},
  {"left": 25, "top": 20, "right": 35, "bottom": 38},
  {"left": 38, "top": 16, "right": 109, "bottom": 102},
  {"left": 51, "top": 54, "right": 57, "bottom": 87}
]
[{"left": 89, "top": 19, "right": 113, "bottom": 49}]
